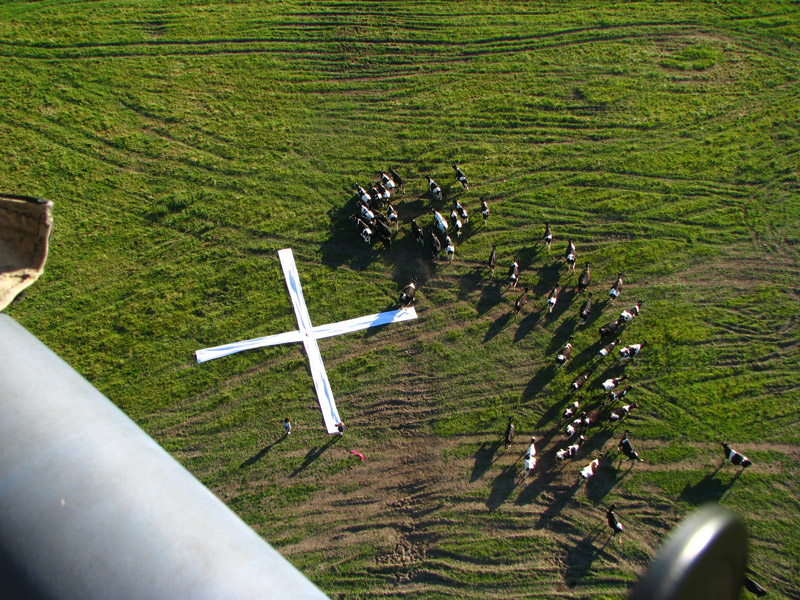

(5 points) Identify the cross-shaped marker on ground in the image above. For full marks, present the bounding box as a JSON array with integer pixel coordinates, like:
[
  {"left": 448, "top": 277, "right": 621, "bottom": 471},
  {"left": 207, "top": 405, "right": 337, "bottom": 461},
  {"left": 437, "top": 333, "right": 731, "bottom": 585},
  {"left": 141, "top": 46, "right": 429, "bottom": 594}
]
[{"left": 196, "top": 248, "right": 418, "bottom": 433}]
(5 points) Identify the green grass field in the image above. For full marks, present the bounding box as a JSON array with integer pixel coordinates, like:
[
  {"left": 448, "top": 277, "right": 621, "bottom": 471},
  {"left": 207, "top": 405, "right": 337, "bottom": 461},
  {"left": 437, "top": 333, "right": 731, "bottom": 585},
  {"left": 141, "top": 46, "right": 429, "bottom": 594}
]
[{"left": 2, "top": 1, "right": 799, "bottom": 598}]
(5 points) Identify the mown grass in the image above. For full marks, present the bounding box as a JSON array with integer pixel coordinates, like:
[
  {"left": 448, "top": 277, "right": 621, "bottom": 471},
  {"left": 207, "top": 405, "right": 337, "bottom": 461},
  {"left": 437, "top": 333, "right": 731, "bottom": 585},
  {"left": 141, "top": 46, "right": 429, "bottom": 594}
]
[{"left": 2, "top": 1, "right": 799, "bottom": 598}]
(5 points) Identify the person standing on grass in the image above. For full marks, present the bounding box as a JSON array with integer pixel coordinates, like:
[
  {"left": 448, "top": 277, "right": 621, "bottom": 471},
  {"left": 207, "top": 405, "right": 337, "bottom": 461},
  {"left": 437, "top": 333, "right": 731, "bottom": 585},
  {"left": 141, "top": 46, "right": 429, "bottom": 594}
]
[
  {"left": 504, "top": 417, "right": 515, "bottom": 449},
  {"left": 283, "top": 417, "right": 292, "bottom": 435},
  {"left": 335, "top": 422, "right": 345, "bottom": 436}
]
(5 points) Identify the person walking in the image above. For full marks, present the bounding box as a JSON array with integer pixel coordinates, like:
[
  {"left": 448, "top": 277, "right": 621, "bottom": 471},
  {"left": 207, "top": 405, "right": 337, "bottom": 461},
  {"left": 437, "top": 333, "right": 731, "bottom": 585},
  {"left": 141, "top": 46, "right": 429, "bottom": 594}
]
[{"left": 283, "top": 417, "right": 292, "bottom": 435}]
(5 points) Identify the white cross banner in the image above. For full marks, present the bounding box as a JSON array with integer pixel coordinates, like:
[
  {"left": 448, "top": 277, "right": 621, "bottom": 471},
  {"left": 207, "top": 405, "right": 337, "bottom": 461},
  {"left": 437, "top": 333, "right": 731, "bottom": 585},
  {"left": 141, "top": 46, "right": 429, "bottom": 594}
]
[{"left": 196, "top": 248, "right": 418, "bottom": 434}]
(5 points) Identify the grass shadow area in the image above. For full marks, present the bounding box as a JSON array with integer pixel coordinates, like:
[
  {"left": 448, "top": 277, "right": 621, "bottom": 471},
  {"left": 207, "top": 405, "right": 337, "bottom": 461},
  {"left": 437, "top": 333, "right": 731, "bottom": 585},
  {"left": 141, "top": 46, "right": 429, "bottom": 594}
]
[
  {"left": 240, "top": 435, "right": 286, "bottom": 468},
  {"left": 678, "top": 466, "right": 741, "bottom": 505},
  {"left": 547, "top": 315, "right": 577, "bottom": 353},
  {"left": 564, "top": 524, "right": 610, "bottom": 588},
  {"left": 321, "top": 192, "right": 393, "bottom": 271},
  {"left": 517, "top": 244, "right": 545, "bottom": 273},
  {"left": 477, "top": 281, "right": 504, "bottom": 314},
  {"left": 545, "top": 288, "right": 577, "bottom": 325},
  {"left": 515, "top": 462, "right": 561, "bottom": 506},
  {"left": 522, "top": 364, "right": 557, "bottom": 402},
  {"left": 534, "top": 259, "right": 563, "bottom": 289},
  {"left": 514, "top": 308, "right": 543, "bottom": 342},
  {"left": 534, "top": 481, "right": 581, "bottom": 529},
  {"left": 483, "top": 311, "right": 513, "bottom": 343},
  {"left": 390, "top": 227, "right": 438, "bottom": 288},
  {"left": 572, "top": 339, "right": 604, "bottom": 364},
  {"left": 289, "top": 435, "right": 341, "bottom": 478},
  {"left": 536, "top": 393, "right": 572, "bottom": 429},
  {"left": 486, "top": 465, "right": 518, "bottom": 511},
  {"left": 457, "top": 266, "right": 485, "bottom": 301},
  {"left": 585, "top": 462, "right": 623, "bottom": 506},
  {"left": 470, "top": 440, "right": 502, "bottom": 482}
]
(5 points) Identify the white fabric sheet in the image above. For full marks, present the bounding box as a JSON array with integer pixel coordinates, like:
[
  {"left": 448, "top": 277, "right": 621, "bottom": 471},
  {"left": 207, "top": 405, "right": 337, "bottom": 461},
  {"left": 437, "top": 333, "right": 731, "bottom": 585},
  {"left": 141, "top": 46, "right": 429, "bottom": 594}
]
[
  {"left": 195, "top": 248, "right": 418, "bottom": 434},
  {"left": 195, "top": 330, "right": 304, "bottom": 363},
  {"left": 195, "top": 308, "right": 417, "bottom": 363},
  {"left": 312, "top": 307, "right": 417, "bottom": 339},
  {"left": 278, "top": 249, "right": 341, "bottom": 434}
]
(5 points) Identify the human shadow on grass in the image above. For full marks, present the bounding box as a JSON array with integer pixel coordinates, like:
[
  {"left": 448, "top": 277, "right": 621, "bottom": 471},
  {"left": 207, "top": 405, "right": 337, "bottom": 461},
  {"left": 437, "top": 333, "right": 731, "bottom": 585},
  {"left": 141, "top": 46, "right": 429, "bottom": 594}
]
[
  {"left": 545, "top": 288, "right": 576, "bottom": 324},
  {"left": 514, "top": 308, "right": 542, "bottom": 342},
  {"left": 535, "top": 260, "right": 563, "bottom": 288},
  {"left": 535, "top": 394, "right": 572, "bottom": 430},
  {"left": 678, "top": 465, "right": 741, "bottom": 505},
  {"left": 240, "top": 435, "right": 286, "bottom": 468},
  {"left": 486, "top": 465, "right": 518, "bottom": 511},
  {"left": 470, "top": 440, "right": 503, "bottom": 482},
  {"left": 514, "top": 438, "right": 567, "bottom": 506},
  {"left": 585, "top": 463, "right": 624, "bottom": 506},
  {"left": 564, "top": 523, "right": 611, "bottom": 588},
  {"left": 546, "top": 316, "right": 577, "bottom": 354},
  {"left": 477, "top": 281, "right": 504, "bottom": 314},
  {"left": 484, "top": 311, "right": 513, "bottom": 343},
  {"left": 534, "top": 481, "right": 582, "bottom": 529},
  {"left": 457, "top": 267, "right": 484, "bottom": 301},
  {"left": 522, "top": 364, "right": 557, "bottom": 402},
  {"left": 390, "top": 230, "right": 436, "bottom": 289},
  {"left": 320, "top": 191, "right": 386, "bottom": 271},
  {"left": 289, "top": 435, "right": 341, "bottom": 478}
]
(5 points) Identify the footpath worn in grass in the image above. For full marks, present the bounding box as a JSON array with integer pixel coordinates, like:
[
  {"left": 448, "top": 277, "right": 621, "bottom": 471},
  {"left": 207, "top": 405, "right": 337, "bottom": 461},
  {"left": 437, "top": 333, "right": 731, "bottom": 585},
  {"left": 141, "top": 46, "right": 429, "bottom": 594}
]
[{"left": 2, "top": 1, "right": 799, "bottom": 598}]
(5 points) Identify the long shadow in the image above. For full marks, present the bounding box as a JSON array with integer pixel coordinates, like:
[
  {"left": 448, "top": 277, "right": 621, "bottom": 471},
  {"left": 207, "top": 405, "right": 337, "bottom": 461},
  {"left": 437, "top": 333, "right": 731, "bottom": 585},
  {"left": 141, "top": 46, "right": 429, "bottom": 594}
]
[
  {"left": 514, "top": 308, "right": 542, "bottom": 342},
  {"left": 517, "top": 244, "right": 543, "bottom": 272},
  {"left": 593, "top": 362, "right": 627, "bottom": 388},
  {"left": 483, "top": 311, "right": 513, "bottom": 343},
  {"left": 457, "top": 266, "right": 484, "bottom": 301},
  {"left": 390, "top": 229, "right": 436, "bottom": 290},
  {"left": 534, "top": 481, "right": 580, "bottom": 529},
  {"left": 477, "top": 281, "right": 503, "bottom": 314},
  {"left": 515, "top": 465, "right": 561, "bottom": 506},
  {"left": 321, "top": 186, "right": 437, "bottom": 273},
  {"left": 535, "top": 394, "right": 572, "bottom": 429},
  {"left": 678, "top": 465, "right": 741, "bottom": 505},
  {"left": 320, "top": 192, "right": 384, "bottom": 271},
  {"left": 522, "top": 364, "right": 557, "bottom": 402},
  {"left": 572, "top": 339, "right": 604, "bottom": 364},
  {"left": 546, "top": 288, "right": 576, "bottom": 323},
  {"left": 240, "top": 435, "right": 286, "bottom": 468},
  {"left": 451, "top": 216, "right": 480, "bottom": 246},
  {"left": 470, "top": 440, "right": 502, "bottom": 482},
  {"left": 546, "top": 316, "right": 577, "bottom": 353},
  {"left": 593, "top": 297, "right": 613, "bottom": 315},
  {"left": 564, "top": 524, "right": 610, "bottom": 588},
  {"left": 395, "top": 196, "right": 427, "bottom": 218},
  {"left": 585, "top": 461, "right": 623, "bottom": 505},
  {"left": 289, "top": 435, "right": 340, "bottom": 478},
  {"left": 577, "top": 301, "right": 606, "bottom": 330},
  {"left": 486, "top": 465, "right": 518, "bottom": 511},
  {"left": 440, "top": 182, "right": 458, "bottom": 206},
  {"left": 581, "top": 425, "right": 615, "bottom": 456},
  {"left": 535, "top": 260, "right": 562, "bottom": 288}
]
